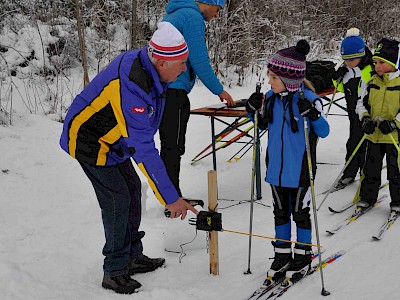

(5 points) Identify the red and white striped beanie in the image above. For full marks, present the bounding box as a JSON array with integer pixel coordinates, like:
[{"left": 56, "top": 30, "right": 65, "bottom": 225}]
[{"left": 148, "top": 22, "right": 188, "bottom": 61}]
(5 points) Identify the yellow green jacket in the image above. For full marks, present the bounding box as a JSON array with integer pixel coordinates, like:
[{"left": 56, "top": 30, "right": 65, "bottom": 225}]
[{"left": 356, "top": 71, "right": 400, "bottom": 144}]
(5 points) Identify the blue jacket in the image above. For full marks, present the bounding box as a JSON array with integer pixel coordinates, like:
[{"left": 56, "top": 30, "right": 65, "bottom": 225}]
[
  {"left": 163, "top": 0, "right": 223, "bottom": 95},
  {"left": 255, "top": 88, "right": 329, "bottom": 188},
  {"left": 59, "top": 48, "right": 179, "bottom": 205}
]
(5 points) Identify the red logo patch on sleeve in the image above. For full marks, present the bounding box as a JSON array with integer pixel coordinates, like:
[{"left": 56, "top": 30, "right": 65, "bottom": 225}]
[{"left": 132, "top": 106, "right": 146, "bottom": 114}]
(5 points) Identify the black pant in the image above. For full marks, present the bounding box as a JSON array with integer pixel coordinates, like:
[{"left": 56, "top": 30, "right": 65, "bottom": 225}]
[
  {"left": 159, "top": 88, "right": 190, "bottom": 197},
  {"left": 342, "top": 118, "right": 365, "bottom": 179},
  {"left": 342, "top": 78, "right": 365, "bottom": 179},
  {"left": 360, "top": 141, "right": 400, "bottom": 207},
  {"left": 79, "top": 159, "right": 144, "bottom": 276}
]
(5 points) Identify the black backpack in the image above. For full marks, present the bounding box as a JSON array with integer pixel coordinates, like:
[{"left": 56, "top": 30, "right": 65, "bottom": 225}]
[{"left": 306, "top": 60, "right": 335, "bottom": 92}]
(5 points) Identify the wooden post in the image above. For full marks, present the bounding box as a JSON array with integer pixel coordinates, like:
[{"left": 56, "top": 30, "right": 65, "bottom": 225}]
[{"left": 208, "top": 170, "right": 219, "bottom": 275}]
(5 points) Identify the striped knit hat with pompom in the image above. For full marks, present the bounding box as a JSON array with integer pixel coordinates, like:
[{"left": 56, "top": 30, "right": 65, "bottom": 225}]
[
  {"left": 340, "top": 28, "right": 366, "bottom": 60},
  {"left": 148, "top": 22, "right": 188, "bottom": 61},
  {"left": 267, "top": 40, "right": 310, "bottom": 92}
]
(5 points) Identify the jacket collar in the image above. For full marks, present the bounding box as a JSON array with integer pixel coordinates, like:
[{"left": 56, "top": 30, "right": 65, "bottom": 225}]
[{"left": 140, "top": 48, "right": 169, "bottom": 96}]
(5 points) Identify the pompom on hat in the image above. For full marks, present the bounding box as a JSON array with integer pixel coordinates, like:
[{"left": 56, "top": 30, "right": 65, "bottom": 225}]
[
  {"left": 372, "top": 38, "right": 400, "bottom": 69},
  {"left": 196, "top": 0, "right": 225, "bottom": 8},
  {"left": 148, "top": 22, "right": 188, "bottom": 61},
  {"left": 267, "top": 40, "right": 310, "bottom": 92},
  {"left": 340, "top": 28, "right": 366, "bottom": 60}
]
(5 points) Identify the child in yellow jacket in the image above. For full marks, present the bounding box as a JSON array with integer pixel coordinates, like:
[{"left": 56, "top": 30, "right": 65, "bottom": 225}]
[{"left": 356, "top": 37, "right": 400, "bottom": 212}]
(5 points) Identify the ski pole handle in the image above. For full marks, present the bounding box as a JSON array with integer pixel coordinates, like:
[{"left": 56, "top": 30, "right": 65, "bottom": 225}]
[
  {"left": 256, "top": 82, "right": 261, "bottom": 94},
  {"left": 298, "top": 90, "right": 312, "bottom": 116}
]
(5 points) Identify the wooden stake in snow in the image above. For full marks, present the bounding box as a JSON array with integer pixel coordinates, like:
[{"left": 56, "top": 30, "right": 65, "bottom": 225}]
[{"left": 208, "top": 170, "right": 219, "bottom": 275}]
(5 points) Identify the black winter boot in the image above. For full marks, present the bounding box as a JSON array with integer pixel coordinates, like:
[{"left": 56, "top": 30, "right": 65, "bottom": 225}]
[
  {"left": 356, "top": 200, "right": 373, "bottom": 213},
  {"left": 102, "top": 273, "right": 141, "bottom": 294},
  {"left": 286, "top": 245, "right": 312, "bottom": 282},
  {"left": 266, "top": 242, "right": 292, "bottom": 282},
  {"left": 129, "top": 254, "right": 165, "bottom": 275}
]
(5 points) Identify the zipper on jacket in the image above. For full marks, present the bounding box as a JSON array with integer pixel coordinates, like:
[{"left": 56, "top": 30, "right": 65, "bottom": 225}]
[
  {"left": 279, "top": 99, "right": 288, "bottom": 186},
  {"left": 351, "top": 68, "right": 356, "bottom": 78}
]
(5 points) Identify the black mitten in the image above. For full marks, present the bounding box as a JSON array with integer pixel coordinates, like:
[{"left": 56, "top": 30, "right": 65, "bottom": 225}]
[
  {"left": 379, "top": 120, "right": 397, "bottom": 134},
  {"left": 362, "top": 117, "right": 377, "bottom": 134},
  {"left": 297, "top": 98, "right": 321, "bottom": 121},
  {"left": 245, "top": 92, "right": 263, "bottom": 113},
  {"left": 332, "top": 66, "right": 348, "bottom": 81}
]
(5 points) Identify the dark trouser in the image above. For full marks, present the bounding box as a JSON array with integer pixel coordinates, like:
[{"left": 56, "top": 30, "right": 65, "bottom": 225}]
[
  {"left": 342, "top": 117, "right": 365, "bottom": 179},
  {"left": 360, "top": 141, "right": 400, "bottom": 207},
  {"left": 270, "top": 185, "right": 312, "bottom": 247},
  {"left": 79, "top": 159, "right": 144, "bottom": 276},
  {"left": 159, "top": 88, "right": 190, "bottom": 197}
]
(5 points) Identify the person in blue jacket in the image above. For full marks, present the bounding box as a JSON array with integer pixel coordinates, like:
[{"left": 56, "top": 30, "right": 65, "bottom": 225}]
[
  {"left": 160, "top": 0, "right": 235, "bottom": 199},
  {"left": 59, "top": 22, "right": 197, "bottom": 294},
  {"left": 246, "top": 40, "right": 329, "bottom": 284}
]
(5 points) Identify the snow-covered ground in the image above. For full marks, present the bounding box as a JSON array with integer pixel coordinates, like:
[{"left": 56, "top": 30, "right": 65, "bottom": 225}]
[{"left": 0, "top": 77, "right": 398, "bottom": 300}]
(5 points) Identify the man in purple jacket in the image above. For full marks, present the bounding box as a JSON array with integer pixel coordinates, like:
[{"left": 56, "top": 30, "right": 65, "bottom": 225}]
[{"left": 60, "top": 22, "right": 197, "bottom": 294}]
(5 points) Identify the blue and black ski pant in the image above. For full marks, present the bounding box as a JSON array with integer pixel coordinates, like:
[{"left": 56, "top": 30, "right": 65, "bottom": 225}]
[{"left": 270, "top": 185, "right": 312, "bottom": 248}]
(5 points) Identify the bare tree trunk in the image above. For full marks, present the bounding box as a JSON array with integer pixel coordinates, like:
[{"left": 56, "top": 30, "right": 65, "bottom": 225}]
[
  {"left": 75, "top": 0, "right": 89, "bottom": 87},
  {"left": 131, "top": 0, "right": 137, "bottom": 49}
]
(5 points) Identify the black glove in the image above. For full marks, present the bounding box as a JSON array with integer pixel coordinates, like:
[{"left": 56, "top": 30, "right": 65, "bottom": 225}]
[
  {"left": 379, "top": 120, "right": 397, "bottom": 134},
  {"left": 332, "top": 66, "right": 348, "bottom": 81},
  {"left": 245, "top": 92, "right": 263, "bottom": 113},
  {"left": 362, "top": 117, "right": 377, "bottom": 134},
  {"left": 297, "top": 98, "right": 321, "bottom": 121}
]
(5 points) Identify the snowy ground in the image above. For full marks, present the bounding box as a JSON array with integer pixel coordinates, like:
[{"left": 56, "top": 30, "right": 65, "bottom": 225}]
[{"left": 0, "top": 78, "right": 398, "bottom": 300}]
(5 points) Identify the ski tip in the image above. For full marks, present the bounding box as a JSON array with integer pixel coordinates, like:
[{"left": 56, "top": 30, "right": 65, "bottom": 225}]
[
  {"left": 328, "top": 207, "right": 336, "bottom": 213},
  {"left": 372, "top": 236, "right": 381, "bottom": 241},
  {"left": 335, "top": 249, "right": 347, "bottom": 256}
]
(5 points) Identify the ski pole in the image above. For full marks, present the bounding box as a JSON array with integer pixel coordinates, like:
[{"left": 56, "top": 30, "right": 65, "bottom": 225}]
[
  {"left": 236, "top": 129, "right": 267, "bottom": 161},
  {"left": 227, "top": 138, "right": 254, "bottom": 163},
  {"left": 324, "top": 80, "right": 341, "bottom": 118},
  {"left": 191, "top": 118, "right": 250, "bottom": 162},
  {"left": 389, "top": 132, "right": 400, "bottom": 151},
  {"left": 191, "top": 124, "right": 254, "bottom": 165},
  {"left": 317, "top": 134, "right": 367, "bottom": 211},
  {"left": 300, "top": 90, "right": 329, "bottom": 296},
  {"left": 227, "top": 129, "right": 268, "bottom": 162},
  {"left": 389, "top": 132, "right": 400, "bottom": 169},
  {"left": 351, "top": 173, "right": 365, "bottom": 204},
  {"left": 245, "top": 82, "right": 262, "bottom": 275}
]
